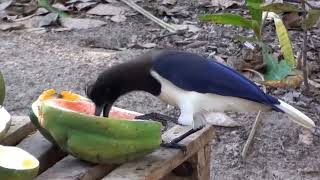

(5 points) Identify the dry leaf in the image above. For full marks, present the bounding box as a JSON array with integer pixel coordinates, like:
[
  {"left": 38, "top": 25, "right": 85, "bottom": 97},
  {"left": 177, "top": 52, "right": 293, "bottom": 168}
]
[
  {"left": 39, "top": 13, "right": 58, "bottom": 27},
  {"left": 209, "top": 0, "right": 242, "bottom": 8},
  {"left": 75, "top": 2, "right": 96, "bottom": 11},
  {"left": 298, "top": 129, "right": 313, "bottom": 145},
  {"left": 261, "top": 71, "right": 303, "bottom": 89},
  {"left": 87, "top": 4, "right": 128, "bottom": 16},
  {"left": 0, "top": 0, "right": 12, "bottom": 11},
  {"left": 283, "top": 12, "right": 301, "bottom": 29},
  {"left": 60, "top": 17, "right": 106, "bottom": 29},
  {"left": 52, "top": 3, "right": 69, "bottom": 11},
  {"left": 203, "top": 112, "right": 240, "bottom": 127},
  {"left": 110, "top": 14, "right": 126, "bottom": 22},
  {"left": 171, "top": 24, "right": 201, "bottom": 33},
  {"left": 0, "top": 23, "right": 24, "bottom": 31},
  {"left": 308, "top": 79, "right": 320, "bottom": 88},
  {"left": 161, "top": 0, "right": 177, "bottom": 6}
]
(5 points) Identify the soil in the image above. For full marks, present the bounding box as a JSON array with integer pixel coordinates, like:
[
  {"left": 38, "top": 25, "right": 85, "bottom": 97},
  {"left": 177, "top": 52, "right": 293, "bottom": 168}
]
[{"left": 1, "top": 0, "right": 320, "bottom": 179}]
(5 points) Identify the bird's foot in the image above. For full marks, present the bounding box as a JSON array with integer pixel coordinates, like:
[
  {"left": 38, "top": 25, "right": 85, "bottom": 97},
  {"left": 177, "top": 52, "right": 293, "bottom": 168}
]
[
  {"left": 161, "top": 127, "right": 204, "bottom": 153},
  {"left": 161, "top": 142, "right": 187, "bottom": 152}
]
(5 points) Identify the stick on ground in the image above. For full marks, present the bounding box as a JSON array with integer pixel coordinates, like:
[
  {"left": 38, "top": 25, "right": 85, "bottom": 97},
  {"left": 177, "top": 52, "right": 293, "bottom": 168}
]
[
  {"left": 241, "top": 111, "right": 262, "bottom": 158},
  {"left": 120, "top": 0, "right": 178, "bottom": 33}
]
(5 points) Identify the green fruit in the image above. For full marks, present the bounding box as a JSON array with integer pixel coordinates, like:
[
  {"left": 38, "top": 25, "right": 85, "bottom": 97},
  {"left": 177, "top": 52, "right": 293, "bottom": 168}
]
[
  {"left": 0, "top": 145, "right": 39, "bottom": 180},
  {"left": 29, "top": 90, "right": 162, "bottom": 164},
  {"left": 0, "top": 71, "right": 5, "bottom": 106},
  {"left": 0, "top": 106, "right": 11, "bottom": 141},
  {"left": 29, "top": 100, "right": 58, "bottom": 146}
]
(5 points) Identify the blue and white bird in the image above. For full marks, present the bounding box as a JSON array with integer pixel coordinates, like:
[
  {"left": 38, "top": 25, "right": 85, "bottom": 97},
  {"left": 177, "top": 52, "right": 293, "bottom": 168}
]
[{"left": 86, "top": 50, "right": 317, "bottom": 146}]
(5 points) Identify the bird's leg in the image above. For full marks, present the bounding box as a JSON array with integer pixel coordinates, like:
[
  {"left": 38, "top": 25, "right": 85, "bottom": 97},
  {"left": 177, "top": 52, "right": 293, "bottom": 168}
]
[{"left": 161, "top": 105, "right": 201, "bottom": 151}]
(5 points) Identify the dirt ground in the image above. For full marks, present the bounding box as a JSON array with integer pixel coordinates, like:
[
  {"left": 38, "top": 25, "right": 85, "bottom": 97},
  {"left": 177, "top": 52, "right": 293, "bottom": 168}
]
[{"left": 1, "top": 0, "right": 320, "bottom": 179}]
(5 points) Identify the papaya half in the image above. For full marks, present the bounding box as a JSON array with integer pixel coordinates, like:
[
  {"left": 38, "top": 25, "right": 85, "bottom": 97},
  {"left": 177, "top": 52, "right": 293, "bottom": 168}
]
[
  {"left": 29, "top": 89, "right": 162, "bottom": 164},
  {"left": 0, "top": 71, "right": 10, "bottom": 141},
  {"left": 0, "top": 145, "right": 39, "bottom": 180}
]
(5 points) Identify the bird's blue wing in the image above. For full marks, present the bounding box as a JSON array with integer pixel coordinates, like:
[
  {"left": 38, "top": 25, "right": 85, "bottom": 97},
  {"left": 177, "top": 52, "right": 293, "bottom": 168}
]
[{"left": 152, "top": 51, "right": 280, "bottom": 110}]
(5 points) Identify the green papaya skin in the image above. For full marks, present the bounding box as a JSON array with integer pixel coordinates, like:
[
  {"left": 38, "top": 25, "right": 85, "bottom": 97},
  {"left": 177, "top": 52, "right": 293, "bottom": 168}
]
[
  {"left": 0, "top": 72, "right": 5, "bottom": 106},
  {"left": 40, "top": 102, "right": 162, "bottom": 164},
  {"left": 28, "top": 105, "right": 58, "bottom": 146},
  {"left": 0, "top": 166, "right": 38, "bottom": 180}
]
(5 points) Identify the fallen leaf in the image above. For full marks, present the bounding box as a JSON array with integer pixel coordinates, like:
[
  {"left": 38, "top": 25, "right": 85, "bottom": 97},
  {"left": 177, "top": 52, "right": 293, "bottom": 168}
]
[
  {"left": 171, "top": 24, "right": 201, "bottom": 33},
  {"left": 75, "top": 2, "right": 97, "bottom": 11},
  {"left": 110, "top": 14, "right": 126, "bottom": 22},
  {"left": 35, "top": 7, "right": 49, "bottom": 15},
  {"left": 87, "top": 4, "right": 128, "bottom": 16},
  {"left": 52, "top": 3, "right": 69, "bottom": 11},
  {"left": 0, "top": 0, "right": 12, "bottom": 11},
  {"left": 308, "top": 79, "right": 320, "bottom": 88},
  {"left": 283, "top": 12, "right": 301, "bottom": 29},
  {"left": 60, "top": 17, "right": 106, "bottom": 29},
  {"left": 0, "top": 22, "right": 24, "bottom": 31},
  {"left": 209, "top": 0, "right": 242, "bottom": 8},
  {"left": 203, "top": 112, "right": 240, "bottom": 127},
  {"left": 39, "top": 13, "right": 58, "bottom": 27},
  {"left": 183, "top": 41, "right": 208, "bottom": 49},
  {"left": 128, "top": 42, "right": 157, "bottom": 49},
  {"left": 298, "top": 129, "right": 313, "bottom": 145},
  {"left": 5, "top": 1, "right": 38, "bottom": 16},
  {"left": 161, "top": 0, "right": 177, "bottom": 6},
  {"left": 261, "top": 70, "right": 303, "bottom": 89}
]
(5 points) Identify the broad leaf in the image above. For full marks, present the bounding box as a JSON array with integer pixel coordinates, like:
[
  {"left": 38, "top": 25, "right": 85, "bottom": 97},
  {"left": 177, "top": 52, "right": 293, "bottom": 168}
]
[
  {"left": 199, "top": 13, "right": 261, "bottom": 38},
  {"left": 302, "top": 9, "right": 320, "bottom": 30},
  {"left": 246, "top": 0, "right": 263, "bottom": 26},
  {"left": 199, "top": 13, "right": 253, "bottom": 28},
  {"left": 270, "top": 13, "right": 296, "bottom": 68},
  {"left": 263, "top": 53, "right": 291, "bottom": 80},
  {"left": 260, "top": 2, "right": 301, "bottom": 13}
]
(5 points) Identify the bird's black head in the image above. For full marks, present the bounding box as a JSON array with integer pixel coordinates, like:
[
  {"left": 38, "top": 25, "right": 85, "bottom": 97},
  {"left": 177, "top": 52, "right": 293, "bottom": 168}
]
[{"left": 85, "top": 75, "right": 120, "bottom": 117}]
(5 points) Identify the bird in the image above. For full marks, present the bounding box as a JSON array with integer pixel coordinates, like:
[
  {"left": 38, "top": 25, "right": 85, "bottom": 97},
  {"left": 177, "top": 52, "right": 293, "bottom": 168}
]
[{"left": 85, "top": 50, "right": 318, "bottom": 148}]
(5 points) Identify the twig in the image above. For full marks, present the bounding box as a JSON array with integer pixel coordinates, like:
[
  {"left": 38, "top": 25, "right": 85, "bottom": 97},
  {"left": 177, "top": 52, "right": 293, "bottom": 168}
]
[
  {"left": 241, "top": 111, "right": 262, "bottom": 158},
  {"left": 242, "top": 68, "right": 267, "bottom": 93},
  {"left": 301, "top": 0, "right": 310, "bottom": 93},
  {"left": 241, "top": 68, "right": 266, "bottom": 159},
  {"left": 120, "top": 0, "right": 178, "bottom": 33}
]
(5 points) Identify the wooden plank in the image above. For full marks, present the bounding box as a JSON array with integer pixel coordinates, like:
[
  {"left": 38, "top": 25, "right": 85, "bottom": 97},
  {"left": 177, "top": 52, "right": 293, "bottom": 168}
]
[
  {"left": 36, "top": 156, "right": 117, "bottom": 180},
  {"left": 17, "top": 131, "right": 67, "bottom": 174},
  {"left": 0, "top": 116, "right": 36, "bottom": 145},
  {"left": 189, "top": 144, "right": 212, "bottom": 180},
  {"left": 103, "top": 125, "right": 215, "bottom": 180}
]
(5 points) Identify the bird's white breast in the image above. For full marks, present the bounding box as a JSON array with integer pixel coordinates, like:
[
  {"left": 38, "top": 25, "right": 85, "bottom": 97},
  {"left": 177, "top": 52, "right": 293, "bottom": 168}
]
[{"left": 150, "top": 70, "right": 271, "bottom": 114}]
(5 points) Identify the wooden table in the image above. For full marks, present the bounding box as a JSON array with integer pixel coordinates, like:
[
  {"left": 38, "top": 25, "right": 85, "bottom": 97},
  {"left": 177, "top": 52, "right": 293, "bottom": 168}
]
[{"left": 0, "top": 116, "right": 216, "bottom": 180}]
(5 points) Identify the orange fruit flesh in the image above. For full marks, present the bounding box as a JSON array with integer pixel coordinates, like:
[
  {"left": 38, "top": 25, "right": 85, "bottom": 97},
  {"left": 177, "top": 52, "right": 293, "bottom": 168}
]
[
  {"left": 48, "top": 99, "right": 140, "bottom": 120},
  {"left": 49, "top": 99, "right": 96, "bottom": 115}
]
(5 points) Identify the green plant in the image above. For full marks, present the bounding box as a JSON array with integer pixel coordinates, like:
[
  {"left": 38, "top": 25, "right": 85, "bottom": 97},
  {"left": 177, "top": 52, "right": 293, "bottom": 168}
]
[
  {"left": 199, "top": 0, "right": 299, "bottom": 84},
  {"left": 260, "top": 0, "right": 320, "bottom": 91}
]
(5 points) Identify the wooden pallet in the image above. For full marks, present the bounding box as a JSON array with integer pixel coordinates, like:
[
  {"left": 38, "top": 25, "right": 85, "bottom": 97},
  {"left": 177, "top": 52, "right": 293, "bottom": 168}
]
[{"left": 0, "top": 116, "right": 216, "bottom": 180}]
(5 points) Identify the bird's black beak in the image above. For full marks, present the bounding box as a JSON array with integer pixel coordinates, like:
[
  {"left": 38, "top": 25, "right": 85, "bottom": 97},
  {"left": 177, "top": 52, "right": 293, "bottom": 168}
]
[{"left": 95, "top": 103, "right": 113, "bottom": 117}]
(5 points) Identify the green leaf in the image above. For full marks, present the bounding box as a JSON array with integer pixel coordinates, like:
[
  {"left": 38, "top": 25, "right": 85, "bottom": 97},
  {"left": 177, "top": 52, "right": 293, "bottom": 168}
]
[
  {"left": 263, "top": 49, "right": 291, "bottom": 80},
  {"left": 37, "top": 0, "right": 69, "bottom": 17},
  {"left": 271, "top": 13, "right": 296, "bottom": 68},
  {"left": 199, "top": 13, "right": 254, "bottom": 28},
  {"left": 246, "top": 0, "right": 263, "bottom": 25},
  {"left": 199, "top": 13, "right": 261, "bottom": 38},
  {"left": 302, "top": 9, "right": 320, "bottom": 30},
  {"left": 260, "top": 3, "right": 301, "bottom": 13}
]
